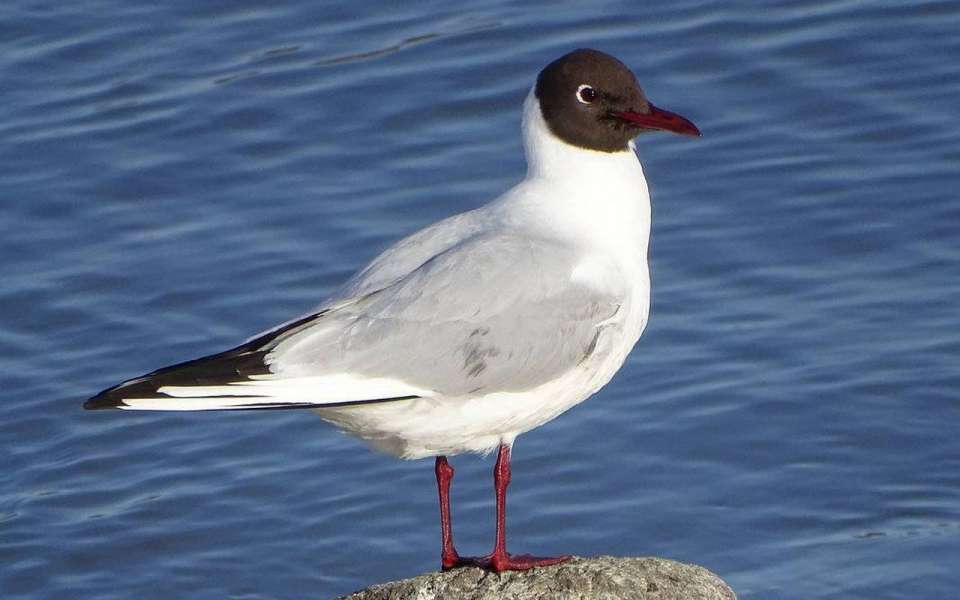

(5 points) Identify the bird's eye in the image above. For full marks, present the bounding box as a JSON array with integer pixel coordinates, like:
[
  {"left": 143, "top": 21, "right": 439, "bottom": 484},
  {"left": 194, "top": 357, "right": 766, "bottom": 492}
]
[{"left": 576, "top": 85, "right": 597, "bottom": 104}]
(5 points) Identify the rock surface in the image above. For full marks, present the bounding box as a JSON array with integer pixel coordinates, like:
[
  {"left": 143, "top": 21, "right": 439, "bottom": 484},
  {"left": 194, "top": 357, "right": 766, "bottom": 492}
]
[{"left": 340, "top": 556, "right": 736, "bottom": 600}]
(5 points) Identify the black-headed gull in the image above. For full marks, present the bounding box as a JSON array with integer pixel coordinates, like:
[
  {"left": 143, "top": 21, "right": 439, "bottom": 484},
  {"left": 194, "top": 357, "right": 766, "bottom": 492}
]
[{"left": 86, "top": 48, "right": 699, "bottom": 572}]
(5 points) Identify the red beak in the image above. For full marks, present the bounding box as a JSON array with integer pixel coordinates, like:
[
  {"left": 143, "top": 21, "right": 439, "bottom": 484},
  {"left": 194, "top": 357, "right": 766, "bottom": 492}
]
[{"left": 611, "top": 103, "right": 701, "bottom": 137}]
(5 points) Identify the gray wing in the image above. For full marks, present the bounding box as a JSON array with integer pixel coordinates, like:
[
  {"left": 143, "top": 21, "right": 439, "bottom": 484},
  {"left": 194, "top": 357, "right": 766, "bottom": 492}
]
[
  {"left": 336, "top": 209, "right": 485, "bottom": 299},
  {"left": 85, "top": 231, "right": 623, "bottom": 411},
  {"left": 268, "top": 233, "right": 622, "bottom": 396}
]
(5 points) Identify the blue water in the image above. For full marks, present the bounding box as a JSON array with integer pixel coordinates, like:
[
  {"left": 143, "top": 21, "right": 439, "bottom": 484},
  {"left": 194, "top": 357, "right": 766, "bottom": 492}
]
[{"left": 3, "top": 1, "right": 959, "bottom": 598}]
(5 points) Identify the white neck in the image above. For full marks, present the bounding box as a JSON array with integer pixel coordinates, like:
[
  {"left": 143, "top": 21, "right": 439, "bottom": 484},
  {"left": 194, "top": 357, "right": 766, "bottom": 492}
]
[
  {"left": 496, "top": 90, "right": 652, "bottom": 265},
  {"left": 521, "top": 89, "right": 644, "bottom": 181}
]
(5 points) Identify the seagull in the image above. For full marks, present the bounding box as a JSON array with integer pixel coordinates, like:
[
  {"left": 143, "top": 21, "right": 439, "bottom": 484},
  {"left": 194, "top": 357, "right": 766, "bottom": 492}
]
[{"left": 85, "top": 48, "right": 699, "bottom": 572}]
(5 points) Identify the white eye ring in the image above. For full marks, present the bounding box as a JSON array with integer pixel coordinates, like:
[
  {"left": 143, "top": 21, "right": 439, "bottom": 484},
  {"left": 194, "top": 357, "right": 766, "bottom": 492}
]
[{"left": 576, "top": 84, "right": 597, "bottom": 104}]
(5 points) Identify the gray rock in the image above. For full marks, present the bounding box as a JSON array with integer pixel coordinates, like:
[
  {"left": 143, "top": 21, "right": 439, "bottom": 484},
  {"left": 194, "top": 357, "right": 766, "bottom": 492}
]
[{"left": 340, "top": 556, "right": 736, "bottom": 600}]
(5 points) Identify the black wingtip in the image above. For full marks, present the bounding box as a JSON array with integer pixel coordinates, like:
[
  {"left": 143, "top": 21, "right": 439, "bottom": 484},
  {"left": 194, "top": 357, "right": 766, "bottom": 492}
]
[
  {"left": 82, "top": 309, "right": 333, "bottom": 412},
  {"left": 84, "top": 387, "right": 127, "bottom": 410},
  {"left": 83, "top": 380, "right": 137, "bottom": 410}
]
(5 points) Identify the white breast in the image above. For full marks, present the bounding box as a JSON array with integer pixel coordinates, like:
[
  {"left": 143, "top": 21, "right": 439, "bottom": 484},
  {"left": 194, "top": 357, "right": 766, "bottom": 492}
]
[{"left": 314, "top": 91, "right": 654, "bottom": 459}]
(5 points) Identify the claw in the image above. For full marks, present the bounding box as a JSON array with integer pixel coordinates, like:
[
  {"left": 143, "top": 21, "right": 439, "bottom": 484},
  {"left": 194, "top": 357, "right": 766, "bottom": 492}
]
[{"left": 452, "top": 552, "right": 571, "bottom": 572}]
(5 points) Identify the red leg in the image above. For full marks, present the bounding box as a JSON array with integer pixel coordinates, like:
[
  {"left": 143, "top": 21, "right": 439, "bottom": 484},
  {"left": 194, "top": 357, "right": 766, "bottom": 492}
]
[
  {"left": 435, "top": 456, "right": 461, "bottom": 570},
  {"left": 451, "top": 443, "right": 571, "bottom": 572}
]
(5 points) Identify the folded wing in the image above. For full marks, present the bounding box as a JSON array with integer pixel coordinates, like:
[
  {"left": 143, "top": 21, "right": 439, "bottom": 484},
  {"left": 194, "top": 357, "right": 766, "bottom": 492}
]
[{"left": 85, "top": 233, "right": 621, "bottom": 410}]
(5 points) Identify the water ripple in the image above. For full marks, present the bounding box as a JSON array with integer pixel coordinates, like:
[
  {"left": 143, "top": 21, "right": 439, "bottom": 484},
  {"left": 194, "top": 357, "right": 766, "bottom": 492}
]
[{"left": 2, "top": 1, "right": 959, "bottom": 598}]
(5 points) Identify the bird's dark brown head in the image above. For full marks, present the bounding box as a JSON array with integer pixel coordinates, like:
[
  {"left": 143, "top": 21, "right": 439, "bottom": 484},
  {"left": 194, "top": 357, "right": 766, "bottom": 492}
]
[{"left": 535, "top": 48, "right": 700, "bottom": 153}]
